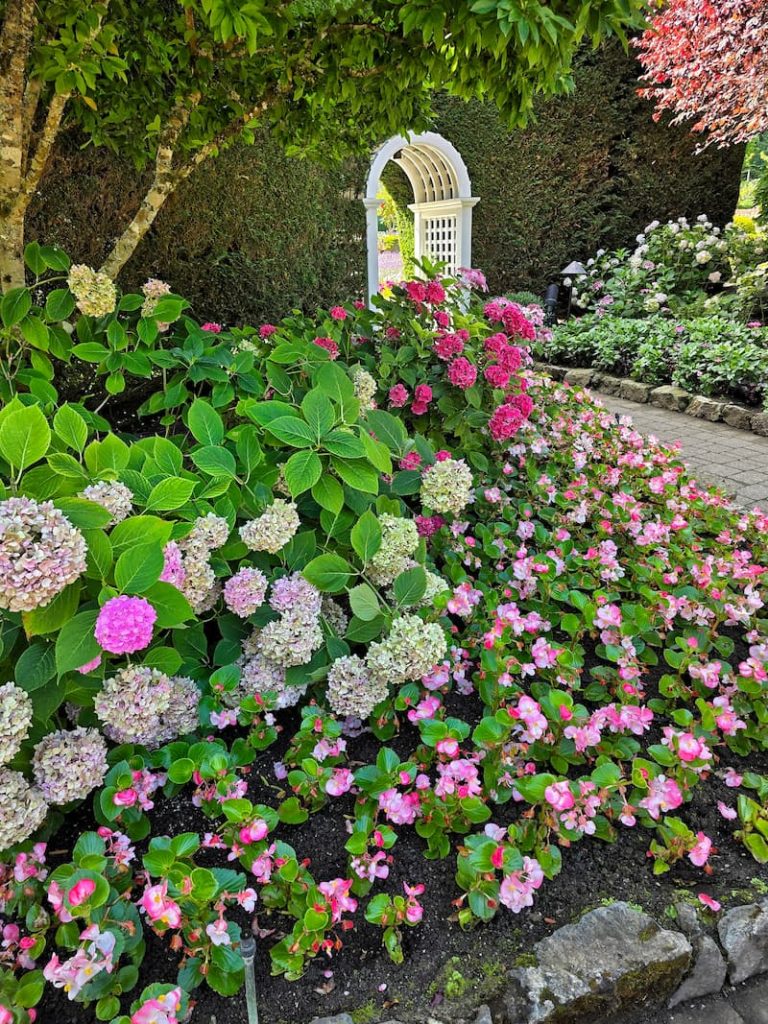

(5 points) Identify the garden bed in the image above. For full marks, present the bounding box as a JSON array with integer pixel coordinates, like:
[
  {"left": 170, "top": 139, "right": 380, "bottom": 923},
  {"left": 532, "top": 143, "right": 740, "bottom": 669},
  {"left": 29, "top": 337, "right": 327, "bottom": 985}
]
[
  {"left": 38, "top": 713, "right": 768, "bottom": 1024},
  {"left": 2, "top": 260, "right": 768, "bottom": 1024}
]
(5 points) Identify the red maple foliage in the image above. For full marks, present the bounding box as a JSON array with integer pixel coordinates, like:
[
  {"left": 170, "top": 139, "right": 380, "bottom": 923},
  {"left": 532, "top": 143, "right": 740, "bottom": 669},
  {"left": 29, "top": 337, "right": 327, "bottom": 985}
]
[{"left": 635, "top": 0, "right": 768, "bottom": 147}]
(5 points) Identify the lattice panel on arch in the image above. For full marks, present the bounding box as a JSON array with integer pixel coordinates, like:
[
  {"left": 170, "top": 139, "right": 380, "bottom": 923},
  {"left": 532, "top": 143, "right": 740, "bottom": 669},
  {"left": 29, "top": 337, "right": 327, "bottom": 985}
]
[{"left": 422, "top": 214, "right": 458, "bottom": 273}]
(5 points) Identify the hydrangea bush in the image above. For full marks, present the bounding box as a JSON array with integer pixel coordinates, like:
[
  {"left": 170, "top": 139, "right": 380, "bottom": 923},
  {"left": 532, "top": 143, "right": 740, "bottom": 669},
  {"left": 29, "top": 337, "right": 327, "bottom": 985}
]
[
  {"left": 0, "top": 252, "right": 767, "bottom": 1023},
  {"left": 569, "top": 215, "right": 768, "bottom": 321}
]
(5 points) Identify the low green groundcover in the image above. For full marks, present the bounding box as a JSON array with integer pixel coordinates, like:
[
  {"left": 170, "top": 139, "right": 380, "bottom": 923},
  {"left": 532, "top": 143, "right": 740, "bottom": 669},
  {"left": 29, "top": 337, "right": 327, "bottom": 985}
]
[{"left": 0, "top": 253, "right": 767, "bottom": 1023}]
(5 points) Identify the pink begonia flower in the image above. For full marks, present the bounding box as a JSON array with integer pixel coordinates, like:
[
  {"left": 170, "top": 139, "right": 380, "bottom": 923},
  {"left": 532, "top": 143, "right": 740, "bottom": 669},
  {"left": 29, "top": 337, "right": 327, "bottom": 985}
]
[
  {"left": 404, "top": 882, "right": 425, "bottom": 923},
  {"left": 210, "top": 709, "right": 238, "bottom": 729},
  {"left": 717, "top": 801, "right": 737, "bottom": 820},
  {"left": 239, "top": 820, "right": 269, "bottom": 845},
  {"left": 0, "top": 1005, "right": 13, "bottom": 1024},
  {"left": 677, "top": 733, "right": 708, "bottom": 762},
  {"left": 113, "top": 788, "right": 138, "bottom": 807},
  {"left": 131, "top": 988, "right": 183, "bottom": 1024},
  {"left": 688, "top": 832, "right": 712, "bottom": 867},
  {"left": 318, "top": 878, "right": 357, "bottom": 923},
  {"left": 724, "top": 768, "right": 743, "bottom": 788},
  {"left": 388, "top": 384, "right": 409, "bottom": 407},
  {"left": 94, "top": 595, "right": 156, "bottom": 654},
  {"left": 499, "top": 857, "right": 544, "bottom": 913},
  {"left": 545, "top": 781, "right": 575, "bottom": 812},
  {"left": 698, "top": 894, "right": 721, "bottom": 913},
  {"left": 436, "top": 737, "right": 459, "bottom": 757},
  {"left": 326, "top": 768, "right": 354, "bottom": 796},
  {"left": 67, "top": 878, "right": 96, "bottom": 906},
  {"left": 205, "top": 918, "right": 231, "bottom": 946},
  {"left": 639, "top": 775, "right": 683, "bottom": 820},
  {"left": 237, "top": 888, "right": 258, "bottom": 912},
  {"left": 140, "top": 882, "right": 182, "bottom": 928}
]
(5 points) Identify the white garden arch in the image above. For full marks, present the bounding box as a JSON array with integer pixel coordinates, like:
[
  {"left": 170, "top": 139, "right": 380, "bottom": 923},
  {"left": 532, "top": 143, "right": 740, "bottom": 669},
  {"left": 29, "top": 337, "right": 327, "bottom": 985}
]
[{"left": 364, "top": 131, "right": 479, "bottom": 300}]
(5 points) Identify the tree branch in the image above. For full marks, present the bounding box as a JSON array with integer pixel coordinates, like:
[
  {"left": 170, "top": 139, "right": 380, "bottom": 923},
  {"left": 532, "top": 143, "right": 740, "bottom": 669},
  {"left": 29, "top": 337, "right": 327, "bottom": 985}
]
[{"left": 17, "top": 90, "right": 69, "bottom": 214}]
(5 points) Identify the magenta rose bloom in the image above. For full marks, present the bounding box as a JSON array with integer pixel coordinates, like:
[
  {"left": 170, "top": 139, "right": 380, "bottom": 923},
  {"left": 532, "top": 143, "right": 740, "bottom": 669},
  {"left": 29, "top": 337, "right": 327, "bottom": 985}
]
[{"left": 95, "top": 595, "right": 157, "bottom": 654}]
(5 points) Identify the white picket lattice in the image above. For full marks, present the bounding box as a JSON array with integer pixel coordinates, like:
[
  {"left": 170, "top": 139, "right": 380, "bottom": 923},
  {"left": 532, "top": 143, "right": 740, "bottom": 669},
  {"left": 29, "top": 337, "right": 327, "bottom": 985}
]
[{"left": 422, "top": 214, "right": 458, "bottom": 274}]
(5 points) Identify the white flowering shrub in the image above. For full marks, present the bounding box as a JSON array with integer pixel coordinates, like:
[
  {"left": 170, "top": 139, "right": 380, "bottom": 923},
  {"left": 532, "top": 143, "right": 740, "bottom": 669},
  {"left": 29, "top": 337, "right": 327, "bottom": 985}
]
[{"left": 571, "top": 215, "right": 768, "bottom": 319}]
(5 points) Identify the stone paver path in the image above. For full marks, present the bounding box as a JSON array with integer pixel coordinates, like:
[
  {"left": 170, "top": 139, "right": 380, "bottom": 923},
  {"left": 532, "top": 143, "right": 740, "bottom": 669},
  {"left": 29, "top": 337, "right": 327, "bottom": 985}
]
[{"left": 593, "top": 392, "right": 768, "bottom": 508}]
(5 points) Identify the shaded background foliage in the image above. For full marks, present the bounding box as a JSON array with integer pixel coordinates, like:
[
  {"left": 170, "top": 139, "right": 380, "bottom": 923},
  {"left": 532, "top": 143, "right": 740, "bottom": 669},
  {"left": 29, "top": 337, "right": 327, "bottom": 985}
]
[{"left": 28, "top": 41, "right": 743, "bottom": 322}]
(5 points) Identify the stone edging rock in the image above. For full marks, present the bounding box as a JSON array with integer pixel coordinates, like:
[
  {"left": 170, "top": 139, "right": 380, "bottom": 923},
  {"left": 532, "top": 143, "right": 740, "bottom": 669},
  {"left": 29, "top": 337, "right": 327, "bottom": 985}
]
[
  {"left": 308, "top": 899, "right": 768, "bottom": 1024},
  {"left": 535, "top": 363, "right": 768, "bottom": 438}
]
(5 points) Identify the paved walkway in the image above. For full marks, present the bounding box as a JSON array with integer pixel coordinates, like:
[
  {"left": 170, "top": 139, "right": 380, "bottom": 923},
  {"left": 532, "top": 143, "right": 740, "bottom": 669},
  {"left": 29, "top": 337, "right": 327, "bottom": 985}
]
[{"left": 593, "top": 392, "right": 768, "bottom": 509}]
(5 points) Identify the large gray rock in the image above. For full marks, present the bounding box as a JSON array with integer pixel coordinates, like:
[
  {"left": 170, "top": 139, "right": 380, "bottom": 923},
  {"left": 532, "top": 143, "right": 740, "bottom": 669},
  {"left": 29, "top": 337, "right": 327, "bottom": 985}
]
[
  {"left": 667, "top": 999, "right": 744, "bottom": 1024},
  {"left": 730, "top": 975, "right": 768, "bottom": 1024},
  {"left": 718, "top": 899, "right": 768, "bottom": 984},
  {"left": 502, "top": 902, "right": 692, "bottom": 1024},
  {"left": 536, "top": 362, "right": 566, "bottom": 381},
  {"left": 651, "top": 385, "right": 691, "bottom": 412},
  {"left": 473, "top": 1007, "right": 493, "bottom": 1024},
  {"left": 594, "top": 373, "right": 622, "bottom": 397},
  {"left": 687, "top": 396, "right": 725, "bottom": 422},
  {"left": 618, "top": 379, "right": 652, "bottom": 403},
  {"left": 722, "top": 404, "right": 754, "bottom": 431},
  {"left": 673, "top": 901, "right": 703, "bottom": 938},
  {"left": 751, "top": 411, "right": 768, "bottom": 437},
  {"left": 669, "top": 935, "right": 727, "bottom": 1007},
  {"left": 564, "top": 368, "right": 594, "bottom": 388}
]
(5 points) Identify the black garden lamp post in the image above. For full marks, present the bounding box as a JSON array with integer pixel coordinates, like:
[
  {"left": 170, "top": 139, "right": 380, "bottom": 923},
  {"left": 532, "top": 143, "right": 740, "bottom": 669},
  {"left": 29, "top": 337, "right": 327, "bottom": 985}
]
[
  {"left": 561, "top": 260, "right": 586, "bottom": 317},
  {"left": 543, "top": 282, "right": 559, "bottom": 326}
]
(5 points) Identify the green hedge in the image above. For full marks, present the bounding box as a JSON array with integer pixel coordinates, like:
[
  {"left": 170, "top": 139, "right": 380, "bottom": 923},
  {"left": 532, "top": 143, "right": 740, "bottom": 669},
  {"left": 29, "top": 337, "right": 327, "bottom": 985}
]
[
  {"left": 28, "top": 134, "right": 368, "bottom": 325},
  {"left": 27, "top": 41, "right": 743, "bottom": 316},
  {"left": 430, "top": 41, "right": 744, "bottom": 296}
]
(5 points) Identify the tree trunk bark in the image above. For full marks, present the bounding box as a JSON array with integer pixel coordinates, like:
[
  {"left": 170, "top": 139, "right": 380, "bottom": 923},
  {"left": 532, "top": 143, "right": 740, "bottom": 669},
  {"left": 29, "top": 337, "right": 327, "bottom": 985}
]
[
  {"left": 0, "top": 0, "right": 36, "bottom": 290},
  {"left": 0, "top": 208, "right": 25, "bottom": 290}
]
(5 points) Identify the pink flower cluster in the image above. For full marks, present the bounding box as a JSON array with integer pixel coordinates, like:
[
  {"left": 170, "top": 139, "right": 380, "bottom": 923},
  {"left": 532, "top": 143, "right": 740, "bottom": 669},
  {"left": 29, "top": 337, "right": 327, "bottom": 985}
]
[
  {"left": 140, "top": 880, "right": 182, "bottom": 929},
  {"left": 94, "top": 595, "right": 157, "bottom": 654},
  {"left": 131, "top": 987, "right": 184, "bottom": 1024},
  {"left": 313, "top": 336, "right": 339, "bottom": 359},
  {"left": 447, "top": 356, "right": 478, "bottom": 390},
  {"left": 405, "top": 279, "right": 446, "bottom": 306},
  {"left": 499, "top": 856, "right": 544, "bottom": 913}
]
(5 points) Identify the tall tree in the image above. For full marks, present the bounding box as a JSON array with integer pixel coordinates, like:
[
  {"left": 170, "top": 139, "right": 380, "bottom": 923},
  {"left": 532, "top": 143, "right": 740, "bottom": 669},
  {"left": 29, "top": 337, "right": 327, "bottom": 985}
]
[
  {"left": 636, "top": 0, "right": 768, "bottom": 148},
  {"left": 0, "top": 0, "right": 648, "bottom": 291}
]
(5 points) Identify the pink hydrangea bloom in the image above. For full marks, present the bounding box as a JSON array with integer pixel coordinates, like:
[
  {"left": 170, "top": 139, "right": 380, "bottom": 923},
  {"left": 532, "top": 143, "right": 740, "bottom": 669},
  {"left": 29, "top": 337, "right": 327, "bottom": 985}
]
[
  {"left": 329, "top": 305, "right": 348, "bottom": 320},
  {"left": 201, "top": 322, "right": 222, "bottom": 333},
  {"left": 95, "top": 595, "right": 156, "bottom": 654},
  {"left": 77, "top": 655, "right": 102, "bottom": 675},
  {"left": 434, "top": 332, "right": 464, "bottom": 360},
  {"left": 489, "top": 403, "right": 525, "bottom": 442},
  {"left": 159, "top": 541, "right": 186, "bottom": 588},
  {"left": 447, "top": 357, "right": 478, "bottom": 390},
  {"left": 313, "top": 337, "right": 339, "bottom": 360},
  {"left": 223, "top": 567, "right": 268, "bottom": 617},
  {"left": 388, "top": 384, "right": 409, "bottom": 407}
]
